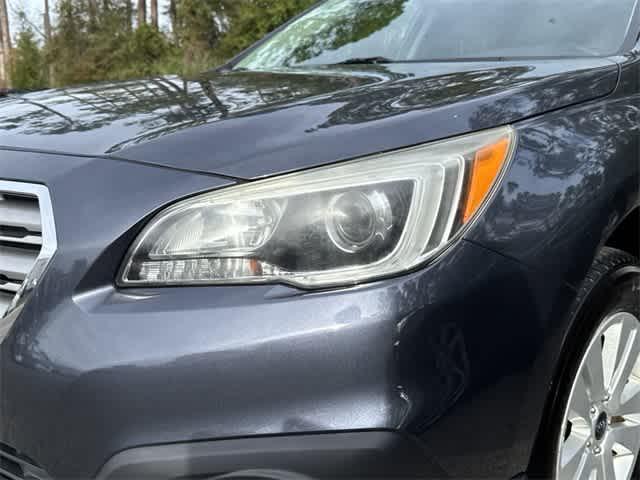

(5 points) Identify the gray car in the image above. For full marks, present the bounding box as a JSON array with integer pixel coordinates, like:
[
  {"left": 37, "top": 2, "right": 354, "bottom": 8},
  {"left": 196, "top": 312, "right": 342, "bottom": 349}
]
[{"left": 0, "top": 0, "right": 639, "bottom": 479}]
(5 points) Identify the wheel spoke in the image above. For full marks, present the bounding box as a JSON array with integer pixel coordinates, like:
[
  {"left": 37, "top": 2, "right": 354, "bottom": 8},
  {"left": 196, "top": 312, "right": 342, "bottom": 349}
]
[
  {"left": 595, "top": 449, "right": 617, "bottom": 480},
  {"left": 610, "top": 421, "right": 640, "bottom": 454},
  {"left": 610, "top": 324, "right": 640, "bottom": 406},
  {"left": 559, "top": 443, "right": 590, "bottom": 480},
  {"left": 612, "top": 450, "right": 636, "bottom": 480},
  {"left": 619, "top": 381, "right": 640, "bottom": 417},
  {"left": 603, "top": 323, "right": 624, "bottom": 391},
  {"left": 584, "top": 338, "right": 607, "bottom": 402},
  {"left": 570, "top": 373, "right": 593, "bottom": 422}
]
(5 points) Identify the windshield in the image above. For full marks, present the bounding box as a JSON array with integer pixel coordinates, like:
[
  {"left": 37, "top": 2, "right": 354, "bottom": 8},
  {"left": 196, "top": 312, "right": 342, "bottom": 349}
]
[{"left": 236, "top": 0, "right": 637, "bottom": 70}]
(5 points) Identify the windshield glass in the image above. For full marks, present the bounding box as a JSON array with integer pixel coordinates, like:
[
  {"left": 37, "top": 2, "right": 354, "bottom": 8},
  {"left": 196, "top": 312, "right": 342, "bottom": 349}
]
[{"left": 236, "top": 0, "right": 637, "bottom": 70}]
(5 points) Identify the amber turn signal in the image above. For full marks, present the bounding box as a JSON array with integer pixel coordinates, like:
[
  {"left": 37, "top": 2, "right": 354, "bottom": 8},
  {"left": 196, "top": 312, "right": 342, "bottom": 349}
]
[{"left": 462, "top": 136, "right": 512, "bottom": 223}]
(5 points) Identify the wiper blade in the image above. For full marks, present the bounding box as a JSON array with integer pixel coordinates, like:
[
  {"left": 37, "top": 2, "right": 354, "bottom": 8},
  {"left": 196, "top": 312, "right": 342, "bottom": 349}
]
[{"left": 332, "top": 56, "right": 394, "bottom": 65}]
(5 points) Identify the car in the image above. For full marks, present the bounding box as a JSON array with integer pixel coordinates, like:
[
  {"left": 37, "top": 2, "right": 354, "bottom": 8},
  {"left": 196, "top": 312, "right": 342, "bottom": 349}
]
[{"left": 0, "top": 0, "right": 638, "bottom": 479}]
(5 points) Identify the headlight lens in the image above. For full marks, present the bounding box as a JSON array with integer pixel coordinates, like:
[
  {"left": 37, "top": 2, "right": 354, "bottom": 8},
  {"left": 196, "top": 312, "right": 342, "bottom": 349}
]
[{"left": 119, "top": 127, "right": 515, "bottom": 288}]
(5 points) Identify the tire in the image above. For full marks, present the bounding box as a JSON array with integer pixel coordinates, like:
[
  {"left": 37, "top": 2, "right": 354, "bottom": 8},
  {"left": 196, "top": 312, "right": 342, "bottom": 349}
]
[{"left": 541, "top": 248, "right": 640, "bottom": 480}]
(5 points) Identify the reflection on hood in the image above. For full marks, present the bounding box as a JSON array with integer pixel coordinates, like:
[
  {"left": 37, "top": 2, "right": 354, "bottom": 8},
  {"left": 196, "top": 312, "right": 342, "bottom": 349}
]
[{"left": 0, "top": 60, "right": 619, "bottom": 179}]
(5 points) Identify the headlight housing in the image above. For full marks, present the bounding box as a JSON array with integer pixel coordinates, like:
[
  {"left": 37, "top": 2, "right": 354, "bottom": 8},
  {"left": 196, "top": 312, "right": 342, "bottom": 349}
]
[{"left": 119, "top": 127, "right": 515, "bottom": 289}]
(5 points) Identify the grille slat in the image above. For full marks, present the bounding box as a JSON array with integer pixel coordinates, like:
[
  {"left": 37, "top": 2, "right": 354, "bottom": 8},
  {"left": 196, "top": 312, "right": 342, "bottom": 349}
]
[
  {"left": 0, "top": 281, "right": 20, "bottom": 294},
  {"left": 0, "top": 457, "right": 22, "bottom": 480},
  {"left": 0, "top": 445, "right": 49, "bottom": 480},
  {"left": 0, "top": 246, "right": 39, "bottom": 282},
  {"left": 0, "top": 235, "right": 42, "bottom": 247},
  {"left": 0, "top": 468, "right": 22, "bottom": 480},
  {"left": 0, "top": 196, "right": 41, "bottom": 233}
]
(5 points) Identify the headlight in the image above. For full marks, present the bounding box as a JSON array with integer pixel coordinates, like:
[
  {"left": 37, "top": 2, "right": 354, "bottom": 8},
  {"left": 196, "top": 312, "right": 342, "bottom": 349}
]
[{"left": 119, "top": 127, "right": 515, "bottom": 288}]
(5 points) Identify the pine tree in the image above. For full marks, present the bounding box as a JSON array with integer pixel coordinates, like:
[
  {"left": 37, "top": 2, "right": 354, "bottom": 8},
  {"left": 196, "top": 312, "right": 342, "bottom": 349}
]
[
  {"left": 49, "top": 0, "right": 88, "bottom": 85},
  {"left": 173, "top": 0, "right": 239, "bottom": 73},
  {"left": 11, "top": 28, "right": 46, "bottom": 90}
]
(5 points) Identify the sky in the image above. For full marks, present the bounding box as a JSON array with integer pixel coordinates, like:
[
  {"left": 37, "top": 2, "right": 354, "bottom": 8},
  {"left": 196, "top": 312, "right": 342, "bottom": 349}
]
[{"left": 10, "top": 0, "right": 171, "bottom": 38}]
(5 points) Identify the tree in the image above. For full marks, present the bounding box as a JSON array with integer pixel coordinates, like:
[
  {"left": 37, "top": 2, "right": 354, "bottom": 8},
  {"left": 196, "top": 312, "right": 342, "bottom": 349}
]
[
  {"left": 137, "top": 0, "right": 146, "bottom": 26},
  {"left": 31, "top": 0, "right": 325, "bottom": 88},
  {"left": 43, "top": 0, "right": 53, "bottom": 41},
  {"left": 49, "top": 0, "right": 178, "bottom": 85},
  {"left": 0, "top": 0, "right": 11, "bottom": 88},
  {"left": 11, "top": 28, "right": 46, "bottom": 90},
  {"left": 43, "top": 0, "right": 54, "bottom": 83},
  {"left": 150, "top": 0, "right": 158, "bottom": 29},
  {"left": 88, "top": 0, "right": 99, "bottom": 28},
  {"left": 168, "top": 0, "right": 177, "bottom": 33},
  {"left": 173, "top": 0, "right": 239, "bottom": 73},
  {"left": 126, "top": 0, "right": 133, "bottom": 31}
]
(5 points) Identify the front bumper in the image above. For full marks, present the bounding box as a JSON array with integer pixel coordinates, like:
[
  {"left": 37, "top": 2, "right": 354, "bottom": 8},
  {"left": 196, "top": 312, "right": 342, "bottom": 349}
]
[
  {"left": 94, "top": 431, "right": 444, "bottom": 479},
  {"left": 0, "top": 149, "right": 575, "bottom": 479}
]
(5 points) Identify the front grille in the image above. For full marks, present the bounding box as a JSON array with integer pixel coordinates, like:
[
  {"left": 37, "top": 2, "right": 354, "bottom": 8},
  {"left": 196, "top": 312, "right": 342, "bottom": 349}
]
[
  {"left": 0, "top": 444, "right": 49, "bottom": 480},
  {"left": 0, "top": 193, "right": 42, "bottom": 316},
  {"left": 0, "top": 182, "right": 56, "bottom": 320}
]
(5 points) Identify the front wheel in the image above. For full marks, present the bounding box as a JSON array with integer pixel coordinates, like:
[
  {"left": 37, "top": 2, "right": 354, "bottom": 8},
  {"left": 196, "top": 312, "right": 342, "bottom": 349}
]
[{"left": 555, "top": 248, "right": 640, "bottom": 480}]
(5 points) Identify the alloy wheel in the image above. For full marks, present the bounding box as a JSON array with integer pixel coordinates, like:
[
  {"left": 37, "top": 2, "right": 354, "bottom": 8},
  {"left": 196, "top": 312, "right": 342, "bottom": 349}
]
[{"left": 557, "top": 312, "right": 640, "bottom": 480}]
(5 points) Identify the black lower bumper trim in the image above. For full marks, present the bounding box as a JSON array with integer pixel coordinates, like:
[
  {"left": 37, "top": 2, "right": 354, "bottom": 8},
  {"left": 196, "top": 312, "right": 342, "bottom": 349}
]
[{"left": 95, "top": 431, "right": 446, "bottom": 479}]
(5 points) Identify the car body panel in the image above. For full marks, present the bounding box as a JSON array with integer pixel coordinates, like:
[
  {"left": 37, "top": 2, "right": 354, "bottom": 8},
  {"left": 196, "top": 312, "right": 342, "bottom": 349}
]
[{"left": 0, "top": 59, "right": 618, "bottom": 179}]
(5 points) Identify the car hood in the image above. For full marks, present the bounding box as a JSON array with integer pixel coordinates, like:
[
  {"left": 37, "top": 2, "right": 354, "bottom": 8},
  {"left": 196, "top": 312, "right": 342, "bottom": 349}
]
[{"left": 0, "top": 59, "right": 618, "bottom": 179}]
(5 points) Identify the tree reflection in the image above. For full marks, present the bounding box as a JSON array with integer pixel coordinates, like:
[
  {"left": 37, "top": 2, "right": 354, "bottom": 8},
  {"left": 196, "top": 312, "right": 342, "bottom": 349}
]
[
  {"left": 309, "top": 65, "right": 533, "bottom": 130},
  {"left": 471, "top": 94, "right": 640, "bottom": 272},
  {"left": 0, "top": 70, "right": 376, "bottom": 151},
  {"left": 238, "top": 0, "right": 407, "bottom": 69},
  {"left": 287, "top": 0, "right": 406, "bottom": 65}
]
